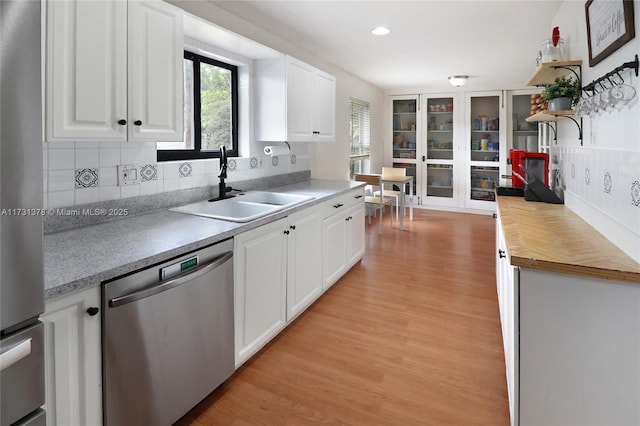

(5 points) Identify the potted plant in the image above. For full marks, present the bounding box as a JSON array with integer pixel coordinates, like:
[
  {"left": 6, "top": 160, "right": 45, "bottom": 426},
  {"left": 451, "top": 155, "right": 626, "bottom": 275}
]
[{"left": 542, "top": 75, "right": 580, "bottom": 111}]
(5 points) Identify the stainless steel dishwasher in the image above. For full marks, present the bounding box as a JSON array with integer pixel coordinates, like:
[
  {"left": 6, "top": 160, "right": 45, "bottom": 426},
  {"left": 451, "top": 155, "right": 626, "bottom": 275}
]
[{"left": 102, "top": 238, "right": 234, "bottom": 426}]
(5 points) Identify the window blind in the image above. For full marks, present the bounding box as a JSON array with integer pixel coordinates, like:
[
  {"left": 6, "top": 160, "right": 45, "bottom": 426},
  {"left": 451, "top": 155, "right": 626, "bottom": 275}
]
[{"left": 349, "top": 98, "right": 370, "bottom": 157}]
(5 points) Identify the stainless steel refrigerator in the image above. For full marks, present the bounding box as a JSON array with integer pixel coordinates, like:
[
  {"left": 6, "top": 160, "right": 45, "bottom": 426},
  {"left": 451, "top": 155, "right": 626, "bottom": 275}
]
[{"left": 0, "top": 0, "right": 46, "bottom": 425}]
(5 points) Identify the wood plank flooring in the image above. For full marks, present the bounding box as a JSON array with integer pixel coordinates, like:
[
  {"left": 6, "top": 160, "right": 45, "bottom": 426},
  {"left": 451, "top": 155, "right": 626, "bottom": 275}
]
[{"left": 176, "top": 208, "right": 510, "bottom": 425}]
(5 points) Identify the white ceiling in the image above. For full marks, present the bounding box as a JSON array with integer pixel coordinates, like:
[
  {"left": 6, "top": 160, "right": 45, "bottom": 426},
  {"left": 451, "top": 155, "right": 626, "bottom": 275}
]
[{"left": 211, "top": 0, "right": 564, "bottom": 92}]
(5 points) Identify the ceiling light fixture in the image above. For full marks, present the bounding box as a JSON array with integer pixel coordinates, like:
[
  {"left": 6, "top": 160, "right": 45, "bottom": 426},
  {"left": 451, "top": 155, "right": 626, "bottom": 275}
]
[
  {"left": 448, "top": 75, "right": 468, "bottom": 87},
  {"left": 371, "top": 26, "right": 390, "bottom": 36}
]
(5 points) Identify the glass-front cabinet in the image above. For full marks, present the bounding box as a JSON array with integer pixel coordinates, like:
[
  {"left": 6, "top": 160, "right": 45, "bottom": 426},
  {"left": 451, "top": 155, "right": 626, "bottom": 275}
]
[
  {"left": 423, "top": 95, "right": 460, "bottom": 206},
  {"left": 391, "top": 96, "right": 419, "bottom": 195},
  {"left": 507, "top": 89, "right": 543, "bottom": 185},
  {"left": 465, "top": 91, "right": 506, "bottom": 209}
]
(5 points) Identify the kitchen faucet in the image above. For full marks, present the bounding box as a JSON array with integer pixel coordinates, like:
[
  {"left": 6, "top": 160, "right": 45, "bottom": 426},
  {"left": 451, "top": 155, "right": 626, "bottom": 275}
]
[
  {"left": 218, "top": 146, "right": 232, "bottom": 200},
  {"left": 211, "top": 146, "right": 237, "bottom": 201}
]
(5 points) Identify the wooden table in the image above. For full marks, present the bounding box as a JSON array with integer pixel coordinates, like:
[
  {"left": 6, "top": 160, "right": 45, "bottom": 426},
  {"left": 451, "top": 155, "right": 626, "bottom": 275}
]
[{"left": 372, "top": 174, "right": 414, "bottom": 230}]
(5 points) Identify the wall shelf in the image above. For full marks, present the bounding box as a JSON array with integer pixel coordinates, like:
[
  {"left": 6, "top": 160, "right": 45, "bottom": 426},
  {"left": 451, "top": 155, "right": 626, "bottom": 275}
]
[
  {"left": 525, "top": 60, "right": 583, "bottom": 145},
  {"left": 526, "top": 110, "right": 582, "bottom": 145},
  {"left": 526, "top": 60, "right": 583, "bottom": 87},
  {"left": 525, "top": 110, "right": 573, "bottom": 122}
]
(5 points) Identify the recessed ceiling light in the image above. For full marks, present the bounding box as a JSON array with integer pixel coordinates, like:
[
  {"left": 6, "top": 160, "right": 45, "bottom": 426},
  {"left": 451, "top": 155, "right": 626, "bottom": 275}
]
[{"left": 371, "top": 26, "right": 390, "bottom": 36}]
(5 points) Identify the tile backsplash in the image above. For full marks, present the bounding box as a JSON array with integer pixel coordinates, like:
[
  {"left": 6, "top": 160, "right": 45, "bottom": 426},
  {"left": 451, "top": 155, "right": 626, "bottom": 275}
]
[
  {"left": 554, "top": 146, "right": 640, "bottom": 253},
  {"left": 43, "top": 141, "right": 309, "bottom": 209}
]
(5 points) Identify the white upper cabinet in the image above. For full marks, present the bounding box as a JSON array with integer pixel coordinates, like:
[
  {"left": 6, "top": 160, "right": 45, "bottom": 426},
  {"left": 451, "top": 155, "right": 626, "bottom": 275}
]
[
  {"left": 313, "top": 68, "right": 336, "bottom": 142},
  {"left": 45, "top": 0, "right": 183, "bottom": 142},
  {"left": 127, "top": 0, "right": 183, "bottom": 141},
  {"left": 254, "top": 55, "right": 336, "bottom": 143},
  {"left": 46, "top": 0, "right": 128, "bottom": 140}
]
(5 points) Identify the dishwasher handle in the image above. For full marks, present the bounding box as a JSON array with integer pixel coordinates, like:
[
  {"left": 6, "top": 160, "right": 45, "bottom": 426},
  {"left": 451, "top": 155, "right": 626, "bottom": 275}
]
[{"left": 108, "top": 251, "right": 233, "bottom": 308}]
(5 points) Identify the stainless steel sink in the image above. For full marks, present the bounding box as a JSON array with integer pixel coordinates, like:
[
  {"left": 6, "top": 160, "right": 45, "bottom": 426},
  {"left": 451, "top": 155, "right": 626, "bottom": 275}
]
[{"left": 170, "top": 191, "right": 314, "bottom": 222}]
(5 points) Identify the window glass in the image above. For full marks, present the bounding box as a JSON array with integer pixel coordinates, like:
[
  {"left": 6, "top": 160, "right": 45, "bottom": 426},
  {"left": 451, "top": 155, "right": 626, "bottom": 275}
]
[
  {"left": 200, "top": 61, "right": 233, "bottom": 151},
  {"left": 157, "top": 52, "right": 237, "bottom": 161}
]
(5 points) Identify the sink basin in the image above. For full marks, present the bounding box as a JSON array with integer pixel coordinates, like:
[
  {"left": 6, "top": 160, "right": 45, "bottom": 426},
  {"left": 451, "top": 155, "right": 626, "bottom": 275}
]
[
  {"left": 235, "top": 191, "right": 314, "bottom": 207},
  {"left": 170, "top": 191, "right": 314, "bottom": 222}
]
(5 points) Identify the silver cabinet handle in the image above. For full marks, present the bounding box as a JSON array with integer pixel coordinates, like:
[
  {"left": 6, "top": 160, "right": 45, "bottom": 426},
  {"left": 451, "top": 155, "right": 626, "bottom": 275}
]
[
  {"left": 0, "top": 338, "right": 31, "bottom": 372},
  {"left": 109, "top": 251, "right": 233, "bottom": 308}
]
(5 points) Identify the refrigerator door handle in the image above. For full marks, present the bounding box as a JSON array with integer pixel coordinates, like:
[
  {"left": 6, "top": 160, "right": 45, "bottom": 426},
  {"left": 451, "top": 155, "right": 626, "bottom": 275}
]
[{"left": 0, "top": 338, "right": 32, "bottom": 372}]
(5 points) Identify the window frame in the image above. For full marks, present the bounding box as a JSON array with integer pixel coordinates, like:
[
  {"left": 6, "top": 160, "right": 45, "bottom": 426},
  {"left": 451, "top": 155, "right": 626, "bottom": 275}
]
[{"left": 157, "top": 51, "right": 239, "bottom": 161}]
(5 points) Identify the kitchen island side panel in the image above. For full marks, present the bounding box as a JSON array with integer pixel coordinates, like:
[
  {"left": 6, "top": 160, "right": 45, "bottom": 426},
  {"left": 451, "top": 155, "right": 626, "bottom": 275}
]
[{"left": 519, "top": 268, "right": 640, "bottom": 425}]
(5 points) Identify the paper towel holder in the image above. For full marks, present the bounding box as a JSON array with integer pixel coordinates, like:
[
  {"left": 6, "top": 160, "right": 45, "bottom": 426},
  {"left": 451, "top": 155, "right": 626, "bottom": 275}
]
[{"left": 263, "top": 142, "right": 291, "bottom": 156}]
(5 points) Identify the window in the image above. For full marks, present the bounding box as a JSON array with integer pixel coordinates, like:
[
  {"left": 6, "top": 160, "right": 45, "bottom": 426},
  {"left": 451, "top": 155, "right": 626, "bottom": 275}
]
[
  {"left": 157, "top": 51, "right": 238, "bottom": 161},
  {"left": 349, "top": 98, "right": 371, "bottom": 179}
]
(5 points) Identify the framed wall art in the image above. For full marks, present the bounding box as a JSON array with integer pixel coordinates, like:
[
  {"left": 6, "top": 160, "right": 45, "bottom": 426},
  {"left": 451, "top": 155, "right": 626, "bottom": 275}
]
[{"left": 585, "top": 0, "right": 635, "bottom": 67}]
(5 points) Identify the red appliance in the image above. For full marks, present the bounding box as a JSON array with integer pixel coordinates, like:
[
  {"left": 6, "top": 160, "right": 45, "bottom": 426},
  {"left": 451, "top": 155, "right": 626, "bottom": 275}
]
[{"left": 510, "top": 150, "right": 549, "bottom": 188}]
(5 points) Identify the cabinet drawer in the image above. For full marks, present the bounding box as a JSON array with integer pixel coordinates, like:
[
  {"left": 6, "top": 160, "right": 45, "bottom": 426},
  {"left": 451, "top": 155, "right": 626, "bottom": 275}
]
[{"left": 321, "top": 189, "right": 364, "bottom": 219}]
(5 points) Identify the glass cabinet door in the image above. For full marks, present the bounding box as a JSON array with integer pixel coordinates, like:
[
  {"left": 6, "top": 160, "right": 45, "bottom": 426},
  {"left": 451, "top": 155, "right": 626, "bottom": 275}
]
[
  {"left": 426, "top": 98, "right": 454, "bottom": 160},
  {"left": 392, "top": 98, "right": 417, "bottom": 161},
  {"left": 423, "top": 96, "right": 457, "bottom": 205},
  {"left": 466, "top": 91, "right": 505, "bottom": 208},
  {"left": 469, "top": 95, "right": 501, "bottom": 163},
  {"left": 510, "top": 91, "right": 541, "bottom": 153},
  {"left": 426, "top": 164, "right": 453, "bottom": 198}
]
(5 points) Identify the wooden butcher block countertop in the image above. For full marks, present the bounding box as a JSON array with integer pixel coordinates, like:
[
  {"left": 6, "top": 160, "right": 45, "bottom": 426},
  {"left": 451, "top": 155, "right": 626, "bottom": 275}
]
[{"left": 497, "top": 196, "right": 640, "bottom": 284}]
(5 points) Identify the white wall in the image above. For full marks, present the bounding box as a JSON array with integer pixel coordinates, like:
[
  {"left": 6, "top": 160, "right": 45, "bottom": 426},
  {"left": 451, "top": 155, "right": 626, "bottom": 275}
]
[{"left": 551, "top": 0, "right": 640, "bottom": 262}]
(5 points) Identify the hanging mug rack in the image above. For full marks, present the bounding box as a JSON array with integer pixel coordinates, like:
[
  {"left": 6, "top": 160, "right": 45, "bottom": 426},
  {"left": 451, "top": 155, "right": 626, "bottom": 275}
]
[
  {"left": 582, "top": 54, "right": 639, "bottom": 93},
  {"left": 574, "top": 54, "right": 638, "bottom": 120},
  {"left": 575, "top": 55, "right": 639, "bottom": 121}
]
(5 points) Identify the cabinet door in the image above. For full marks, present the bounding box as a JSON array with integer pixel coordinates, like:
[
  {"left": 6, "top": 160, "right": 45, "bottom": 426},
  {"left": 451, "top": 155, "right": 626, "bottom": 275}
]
[
  {"left": 46, "top": 0, "right": 127, "bottom": 141},
  {"left": 286, "top": 210, "right": 322, "bottom": 321},
  {"left": 465, "top": 90, "right": 507, "bottom": 210},
  {"left": 314, "top": 70, "right": 336, "bottom": 142},
  {"left": 234, "top": 220, "right": 288, "bottom": 367},
  {"left": 42, "top": 287, "right": 102, "bottom": 426},
  {"left": 128, "top": 0, "right": 183, "bottom": 141},
  {"left": 346, "top": 203, "right": 365, "bottom": 268},
  {"left": 286, "top": 57, "right": 315, "bottom": 141},
  {"left": 321, "top": 209, "right": 348, "bottom": 291},
  {"left": 422, "top": 94, "right": 461, "bottom": 208}
]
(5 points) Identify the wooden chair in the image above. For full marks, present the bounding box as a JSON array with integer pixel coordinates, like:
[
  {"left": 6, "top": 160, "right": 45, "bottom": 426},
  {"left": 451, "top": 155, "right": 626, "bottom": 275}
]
[
  {"left": 355, "top": 174, "right": 394, "bottom": 233},
  {"left": 375, "top": 167, "right": 406, "bottom": 220}
]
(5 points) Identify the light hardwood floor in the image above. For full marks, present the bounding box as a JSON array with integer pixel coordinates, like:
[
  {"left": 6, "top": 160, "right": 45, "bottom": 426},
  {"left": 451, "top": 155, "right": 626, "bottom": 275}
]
[{"left": 177, "top": 208, "right": 510, "bottom": 425}]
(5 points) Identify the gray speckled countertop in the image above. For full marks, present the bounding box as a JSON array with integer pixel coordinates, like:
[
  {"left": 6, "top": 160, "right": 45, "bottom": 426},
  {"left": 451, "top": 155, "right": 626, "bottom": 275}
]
[{"left": 45, "top": 179, "right": 364, "bottom": 299}]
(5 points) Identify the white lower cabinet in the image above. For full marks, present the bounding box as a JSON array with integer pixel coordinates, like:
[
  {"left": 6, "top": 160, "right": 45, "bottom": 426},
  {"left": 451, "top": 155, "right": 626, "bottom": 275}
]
[
  {"left": 495, "top": 217, "right": 519, "bottom": 426},
  {"left": 234, "top": 219, "right": 288, "bottom": 368},
  {"left": 322, "top": 190, "right": 365, "bottom": 291},
  {"left": 286, "top": 210, "right": 323, "bottom": 322},
  {"left": 496, "top": 217, "right": 640, "bottom": 426},
  {"left": 234, "top": 192, "right": 364, "bottom": 368},
  {"left": 234, "top": 209, "right": 323, "bottom": 368},
  {"left": 41, "top": 286, "right": 102, "bottom": 426}
]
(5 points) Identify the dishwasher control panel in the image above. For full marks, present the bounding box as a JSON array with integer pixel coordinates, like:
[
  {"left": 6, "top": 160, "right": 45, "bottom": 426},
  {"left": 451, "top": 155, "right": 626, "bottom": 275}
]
[{"left": 160, "top": 255, "right": 199, "bottom": 280}]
